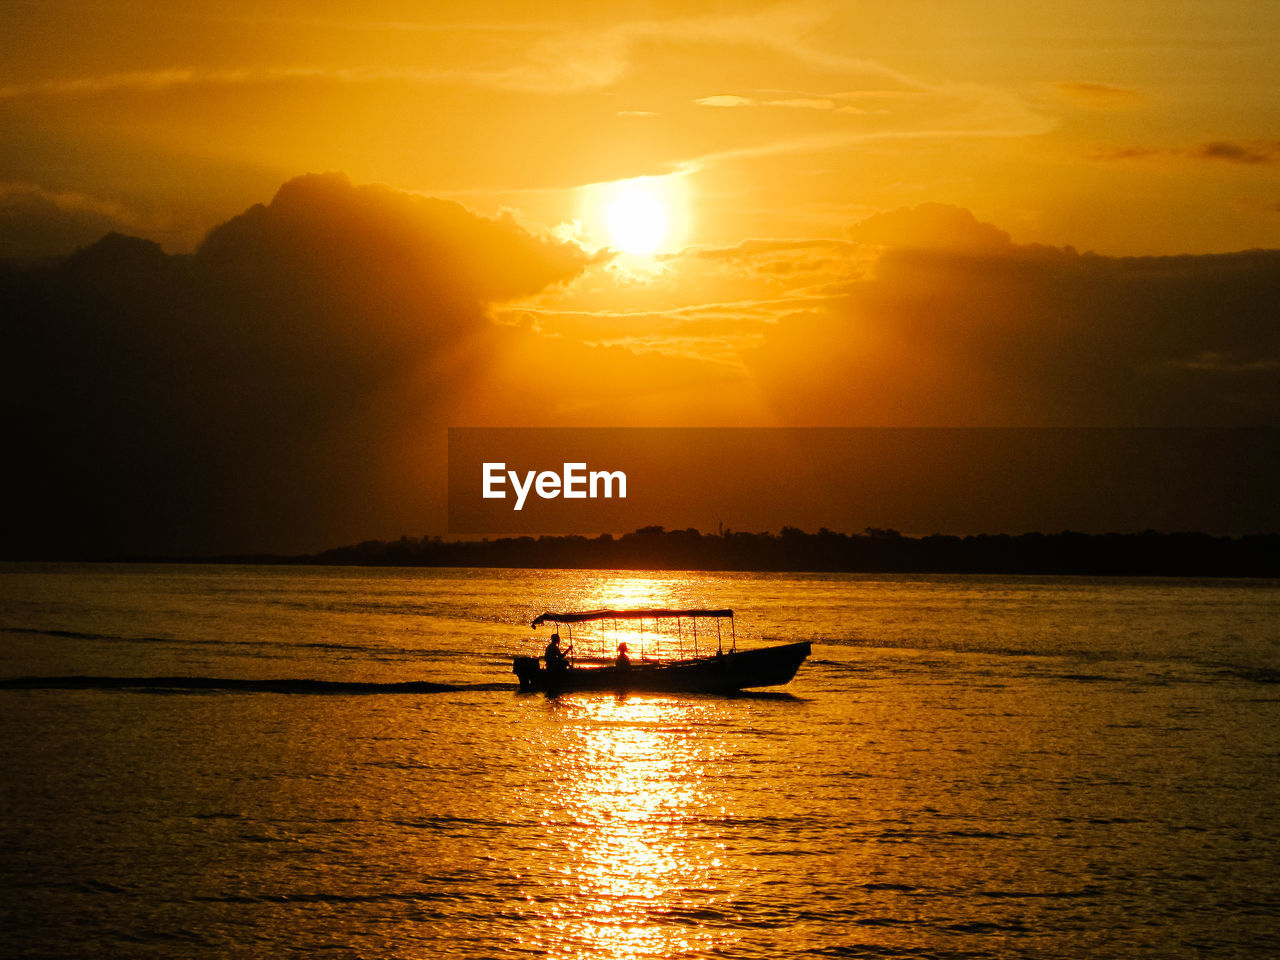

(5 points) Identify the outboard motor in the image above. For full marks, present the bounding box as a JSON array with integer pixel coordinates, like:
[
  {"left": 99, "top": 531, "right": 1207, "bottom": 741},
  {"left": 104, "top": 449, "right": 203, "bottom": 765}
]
[{"left": 512, "top": 656, "right": 541, "bottom": 690}]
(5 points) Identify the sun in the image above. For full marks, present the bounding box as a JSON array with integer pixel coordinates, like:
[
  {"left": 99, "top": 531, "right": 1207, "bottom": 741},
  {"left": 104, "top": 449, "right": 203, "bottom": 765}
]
[
  {"left": 605, "top": 180, "right": 669, "bottom": 255},
  {"left": 578, "top": 175, "right": 688, "bottom": 257}
]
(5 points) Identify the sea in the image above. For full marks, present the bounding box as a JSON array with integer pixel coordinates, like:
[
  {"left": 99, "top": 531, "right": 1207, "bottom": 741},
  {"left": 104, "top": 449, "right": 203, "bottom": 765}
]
[{"left": 1, "top": 563, "right": 1277, "bottom": 959}]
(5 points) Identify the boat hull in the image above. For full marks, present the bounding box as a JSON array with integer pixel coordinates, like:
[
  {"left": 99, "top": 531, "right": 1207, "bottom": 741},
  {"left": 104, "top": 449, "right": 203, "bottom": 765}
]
[{"left": 512, "top": 641, "right": 811, "bottom": 694}]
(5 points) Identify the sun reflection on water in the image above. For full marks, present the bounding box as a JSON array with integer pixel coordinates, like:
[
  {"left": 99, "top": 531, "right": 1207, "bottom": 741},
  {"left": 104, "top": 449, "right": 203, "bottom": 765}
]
[
  {"left": 532, "top": 696, "right": 738, "bottom": 959},
  {"left": 581, "top": 576, "right": 685, "bottom": 612},
  {"left": 531, "top": 575, "right": 734, "bottom": 662}
]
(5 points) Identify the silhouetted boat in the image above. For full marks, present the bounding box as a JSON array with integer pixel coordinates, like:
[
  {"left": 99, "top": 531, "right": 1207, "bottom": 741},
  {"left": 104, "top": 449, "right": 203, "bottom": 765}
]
[{"left": 513, "top": 608, "right": 810, "bottom": 694}]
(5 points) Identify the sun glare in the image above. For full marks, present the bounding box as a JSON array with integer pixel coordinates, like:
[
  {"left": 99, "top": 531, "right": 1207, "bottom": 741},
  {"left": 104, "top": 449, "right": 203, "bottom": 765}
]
[
  {"left": 606, "top": 181, "right": 668, "bottom": 255},
  {"left": 582, "top": 175, "right": 688, "bottom": 257}
]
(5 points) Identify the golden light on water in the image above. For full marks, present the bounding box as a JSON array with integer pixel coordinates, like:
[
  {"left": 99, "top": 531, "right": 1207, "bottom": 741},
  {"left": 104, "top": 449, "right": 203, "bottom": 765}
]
[
  {"left": 539, "top": 697, "right": 735, "bottom": 959},
  {"left": 592, "top": 576, "right": 673, "bottom": 610},
  {"left": 541, "top": 575, "right": 730, "bottom": 661}
]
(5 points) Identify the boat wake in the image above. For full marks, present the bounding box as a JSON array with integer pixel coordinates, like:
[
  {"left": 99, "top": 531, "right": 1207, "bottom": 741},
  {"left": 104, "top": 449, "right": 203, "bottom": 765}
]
[{"left": 0, "top": 676, "right": 512, "bottom": 694}]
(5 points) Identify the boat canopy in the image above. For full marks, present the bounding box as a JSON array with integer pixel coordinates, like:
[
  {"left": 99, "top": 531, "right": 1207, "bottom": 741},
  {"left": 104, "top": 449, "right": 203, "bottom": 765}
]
[{"left": 531, "top": 608, "right": 733, "bottom": 628}]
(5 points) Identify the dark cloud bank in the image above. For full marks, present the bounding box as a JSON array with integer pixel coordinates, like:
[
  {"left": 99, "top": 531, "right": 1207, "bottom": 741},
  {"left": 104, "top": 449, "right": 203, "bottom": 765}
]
[
  {"left": 2, "top": 173, "right": 589, "bottom": 557},
  {"left": 752, "top": 205, "right": 1280, "bottom": 426},
  {"left": 2, "top": 178, "right": 1277, "bottom": 558}
]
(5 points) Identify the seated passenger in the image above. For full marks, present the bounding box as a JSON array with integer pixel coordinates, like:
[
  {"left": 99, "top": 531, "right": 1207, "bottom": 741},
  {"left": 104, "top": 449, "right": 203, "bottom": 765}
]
[{"left": 616, "top": 641, "right": 631, "bottom": 669}]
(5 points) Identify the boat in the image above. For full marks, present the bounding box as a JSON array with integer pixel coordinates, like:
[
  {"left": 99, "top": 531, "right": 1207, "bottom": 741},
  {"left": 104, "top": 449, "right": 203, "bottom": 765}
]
[{"left": 512, "top": 608, "right": 810, "bottom": 694}]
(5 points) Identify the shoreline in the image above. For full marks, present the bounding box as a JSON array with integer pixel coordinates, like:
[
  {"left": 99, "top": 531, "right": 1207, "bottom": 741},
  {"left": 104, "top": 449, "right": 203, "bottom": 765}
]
[{"left": 5, "top": 528, "right": 1276, "bottom": 578}]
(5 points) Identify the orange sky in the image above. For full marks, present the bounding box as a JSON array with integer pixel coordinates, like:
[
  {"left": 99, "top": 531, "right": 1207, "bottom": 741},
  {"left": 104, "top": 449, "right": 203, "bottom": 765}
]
[
  {"left": 1, "top": 1, "right": 1278, "bottom": 553},
  {"left": 3, "top": 0, "right": 1277, "bottom": 255}
]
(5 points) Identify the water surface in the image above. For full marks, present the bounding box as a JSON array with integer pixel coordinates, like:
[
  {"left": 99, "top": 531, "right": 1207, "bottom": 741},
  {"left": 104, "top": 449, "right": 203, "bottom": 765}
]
[{"left": 1, "top": 565, "right": 1277, "bottom": 958}]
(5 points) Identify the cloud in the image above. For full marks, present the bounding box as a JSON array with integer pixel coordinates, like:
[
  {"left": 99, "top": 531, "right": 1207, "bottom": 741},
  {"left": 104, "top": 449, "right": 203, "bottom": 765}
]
[
  {"left": 1053, "top": 81, "right": 1142, "bottom": 108},
  {"left": 845, "top": 203, "right": 1014, "bottom": 253},
  {"left": 0, "top": 183, "right": 144, "bottom": 260},
  {"left": 691, "top": 237, "right": 860, "bottom": 267},
  {"left": 1092, "top": 146, "right": 1164, "bottom": 162},
  {"left": 493, "top": 203, "right": 1279, "bottom": 434},
  {"left": 1, "top": 173, "right": 591, "bottom": 557},
  {"left": 1094, "top": 140, "right": 1280, "bottom": 165},
  {"left": 681, "top": 82, "right": 1053, "bottom": 173},
  {"left": 695, "top": 95, "right": 755, "bottom": 108},
  {"left": 0, "top": 67, "right": 331, "bottom": 100},
  {"left": 1192, "top": 140, "right": 1280, "bottom": 165},
  {"left": 0, "top": 61, "right": 632, "bottom": 100},
  {"left": 745, "top": 205, "right": 1280, "bottom": 427},
  {"left": 771, "top": 97, "right": 843, "bottom": 111},
  {"left": 695, "top": 92, "right": 863, "bottom": 114},
  {"left": 6, "top": 186, "right": 1276, "bottom": 558},
  {"left": 0, "top": 5, "right": 921, "bottom": 101}
]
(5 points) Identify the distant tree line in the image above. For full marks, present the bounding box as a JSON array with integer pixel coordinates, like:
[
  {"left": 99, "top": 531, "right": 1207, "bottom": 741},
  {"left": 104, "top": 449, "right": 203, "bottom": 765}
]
[{"left": 284, "top": 526, "right": 1279, "bottom": 577}]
